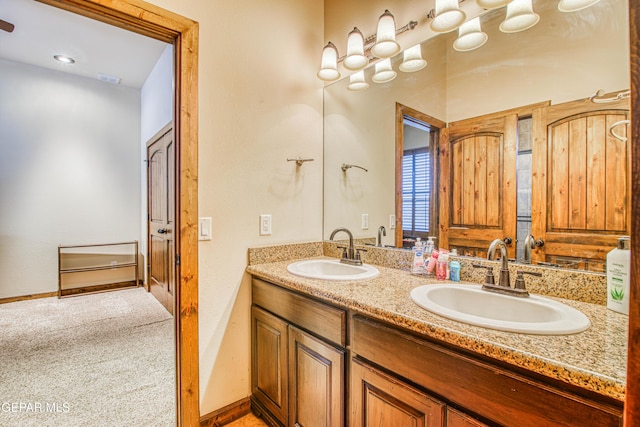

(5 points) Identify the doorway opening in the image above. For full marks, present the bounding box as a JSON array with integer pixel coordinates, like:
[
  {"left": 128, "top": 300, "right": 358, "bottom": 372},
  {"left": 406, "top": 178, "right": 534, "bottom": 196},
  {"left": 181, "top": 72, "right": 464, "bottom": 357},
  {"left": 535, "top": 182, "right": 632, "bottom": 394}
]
[{"left": 35, "top": 1, "right": 200, "bottom": 425}]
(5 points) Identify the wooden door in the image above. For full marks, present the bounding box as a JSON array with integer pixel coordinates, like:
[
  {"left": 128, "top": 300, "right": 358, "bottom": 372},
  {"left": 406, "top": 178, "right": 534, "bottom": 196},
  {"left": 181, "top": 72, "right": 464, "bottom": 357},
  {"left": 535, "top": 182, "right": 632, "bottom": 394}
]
[
  {"left": 252, "top": 306, "right": 289, "bottom": 426},
  {"left": 147, "top": 123, "right": 175, "bottom": 314},
  {"left": 350, "top": 358, "right": 444, "bottom": 427},
  {"left": 531, "top": 96, "right": 630, "bottom": 271},
  {"left": 441, "top": 113, "right": 518, "bottom": 257},
  {"left": 289, "top": 325, "right": 344, "bottom": 427}
]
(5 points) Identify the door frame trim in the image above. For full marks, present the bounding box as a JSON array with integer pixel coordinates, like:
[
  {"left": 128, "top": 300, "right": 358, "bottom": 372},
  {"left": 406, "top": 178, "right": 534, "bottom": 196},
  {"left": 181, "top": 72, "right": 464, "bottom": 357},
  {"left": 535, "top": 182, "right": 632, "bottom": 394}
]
[{"left": 36, "top": 1, "right": 200, "bottom": 425}]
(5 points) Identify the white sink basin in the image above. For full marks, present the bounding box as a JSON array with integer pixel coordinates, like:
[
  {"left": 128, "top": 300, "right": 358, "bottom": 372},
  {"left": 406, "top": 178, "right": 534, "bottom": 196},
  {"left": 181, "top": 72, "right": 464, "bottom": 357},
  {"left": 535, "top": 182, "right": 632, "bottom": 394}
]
[
  {"left": 287, "top": 259, "right": 379, "bottom": 281},
  {"left": 410, "top": 284, "right": 590, "bottom": 335}
]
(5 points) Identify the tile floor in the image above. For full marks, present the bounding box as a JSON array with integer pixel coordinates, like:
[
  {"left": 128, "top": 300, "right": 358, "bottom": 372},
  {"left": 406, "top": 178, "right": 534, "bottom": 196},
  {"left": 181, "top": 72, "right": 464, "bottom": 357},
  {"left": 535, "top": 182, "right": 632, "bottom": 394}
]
[{"left": 226, "top": 413, "right": 268, "bottom": 427}]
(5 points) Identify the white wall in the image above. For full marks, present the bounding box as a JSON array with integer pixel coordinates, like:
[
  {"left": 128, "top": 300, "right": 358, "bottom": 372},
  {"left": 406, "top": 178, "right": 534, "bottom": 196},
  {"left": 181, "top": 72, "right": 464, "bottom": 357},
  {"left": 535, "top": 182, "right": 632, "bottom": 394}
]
[
  {"left": 0, "top": 59, "right": 142, "bottom": 299},
  {"left": 143, "top": 0, "right": 325, "bottom": 414},
  {"left": 140, "top": 44, "right": 174, "bottom": 266}
]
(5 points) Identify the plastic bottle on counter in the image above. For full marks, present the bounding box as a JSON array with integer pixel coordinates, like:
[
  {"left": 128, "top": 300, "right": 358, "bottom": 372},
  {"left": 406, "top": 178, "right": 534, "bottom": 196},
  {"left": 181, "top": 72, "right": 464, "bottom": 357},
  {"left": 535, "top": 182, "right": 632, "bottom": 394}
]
[
  {"left": 436, "top": 251, "right": 449, "bottom": 280},
  {"left": 411, "top": 238, "right": 424, "bottom": 275},
  {"left": 607, "top": 236, "right": 631, "bottom": 315},
  {"left": 449, "top": 248, "right": 460, "bottom": 282},
  {"left": 424, "top": 249, "right": 439, "bottom": 275},
  {"left": 424, "top": 237, "right": 436, "bottom": 258}
]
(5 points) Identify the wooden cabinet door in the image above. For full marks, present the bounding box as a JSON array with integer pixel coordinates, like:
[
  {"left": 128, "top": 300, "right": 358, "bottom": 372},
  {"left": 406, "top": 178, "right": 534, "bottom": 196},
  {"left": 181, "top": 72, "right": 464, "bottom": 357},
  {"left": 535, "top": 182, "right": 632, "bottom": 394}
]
[
  {"left": 350, "top": 358, "right": 444, "bottom": 427},
  {"left": 252, "top": 306, "right": 289, "bottom": 425},
  {"left": 446, "top": 408, "right": 489, "bottom": 427},
  {"left": 441, "top": 113, "right": 518, "bottom": 257},
  {"left": 289, "top": 326, "right": 344, "bottom": 427},
  {"left": 531, "top": 96, "right": 630, "bottom": 270}
]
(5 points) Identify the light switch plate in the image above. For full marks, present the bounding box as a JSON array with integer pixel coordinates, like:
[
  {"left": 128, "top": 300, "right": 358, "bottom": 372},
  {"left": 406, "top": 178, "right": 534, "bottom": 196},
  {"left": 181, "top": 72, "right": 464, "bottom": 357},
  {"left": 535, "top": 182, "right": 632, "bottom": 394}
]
[
  {"left": 362, "top": 213, "right": 369, "bottom": 230},
  {"left": 199, "top": 217, "right": 212, "bottom": 241},
  {"left": 260, "top": 214, "right": 272, "bottom": 236},
  {"left": 389, "top": 214, "right": 396, "bottom": 229}
]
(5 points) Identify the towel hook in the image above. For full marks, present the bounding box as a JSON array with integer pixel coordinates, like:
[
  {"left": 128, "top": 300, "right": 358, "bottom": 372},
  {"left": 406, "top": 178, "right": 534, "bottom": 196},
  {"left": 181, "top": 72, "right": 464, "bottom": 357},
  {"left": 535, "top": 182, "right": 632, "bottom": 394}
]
[
  {"left": 287, "top": 157, "right": 314, "bottom": 166},
  {"left": 609, "top": 120, "right": 630, "bottom": 142},
  {"left": 589, "top": 89, "right": 630, "bottom": 104},
  {"left": 341, "top": 163, "right": 368, "bottom": 173}
]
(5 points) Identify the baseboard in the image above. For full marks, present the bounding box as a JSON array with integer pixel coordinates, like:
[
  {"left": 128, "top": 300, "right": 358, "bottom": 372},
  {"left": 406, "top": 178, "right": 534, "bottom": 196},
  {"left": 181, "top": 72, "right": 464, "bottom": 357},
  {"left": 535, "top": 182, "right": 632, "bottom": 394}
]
[
  {"left": 0, "top": 291, "right": 58, "bottom": 305},
  {"left": 200, "top": 397, "right": 252, "bottom": 427},
  {"left": 59, "top": 281, "right": 138, "bottom": 298}
]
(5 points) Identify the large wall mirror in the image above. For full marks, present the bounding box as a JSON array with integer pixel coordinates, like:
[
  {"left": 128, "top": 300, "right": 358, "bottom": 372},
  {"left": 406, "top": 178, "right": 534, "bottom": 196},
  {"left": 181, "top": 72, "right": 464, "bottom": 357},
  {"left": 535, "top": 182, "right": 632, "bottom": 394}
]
[{"left": 323, "top": 0, "right": 629, "bottom": 271}]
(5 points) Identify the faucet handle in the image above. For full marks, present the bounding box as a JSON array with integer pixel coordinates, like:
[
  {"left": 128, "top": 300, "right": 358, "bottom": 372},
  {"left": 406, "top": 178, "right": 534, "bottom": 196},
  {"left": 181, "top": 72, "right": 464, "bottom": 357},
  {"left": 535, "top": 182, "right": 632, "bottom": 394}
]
[
  {"left": 336, "top": 246, "right": 348, "bottom": 259},
  {"left": 514, "top": 270, "right": 542, "bottom": 290},
  {"left": 472, "top": 264, "right": 495, "bottom": 285},
  {"left": 355, "top": 248, "right": 367, "bottom": 261}
]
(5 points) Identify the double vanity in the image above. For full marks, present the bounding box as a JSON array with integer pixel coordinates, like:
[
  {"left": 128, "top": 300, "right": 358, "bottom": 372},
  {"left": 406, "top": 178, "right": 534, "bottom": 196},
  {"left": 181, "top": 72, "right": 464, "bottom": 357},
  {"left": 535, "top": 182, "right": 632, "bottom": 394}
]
[{"left": 247, "top": 242, "right": 627, "bottom": 426}]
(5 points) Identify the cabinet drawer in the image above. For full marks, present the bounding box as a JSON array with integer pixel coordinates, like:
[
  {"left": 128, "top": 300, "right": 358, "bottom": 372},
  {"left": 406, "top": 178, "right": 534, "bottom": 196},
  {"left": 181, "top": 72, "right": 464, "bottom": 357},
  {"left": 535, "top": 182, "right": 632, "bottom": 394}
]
[
  {"left": 252, "top": 278, "right": 346, "bottom": 347},
  {"left": 352, "top": 315, "right": 622, "bottom": 427}
]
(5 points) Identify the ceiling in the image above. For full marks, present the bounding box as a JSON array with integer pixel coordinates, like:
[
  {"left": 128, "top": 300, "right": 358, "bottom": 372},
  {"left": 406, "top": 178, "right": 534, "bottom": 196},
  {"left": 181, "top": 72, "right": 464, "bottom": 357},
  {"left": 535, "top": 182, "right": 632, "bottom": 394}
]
[{"left": 0, "top": 0, "right": 169, "bottom": 89}]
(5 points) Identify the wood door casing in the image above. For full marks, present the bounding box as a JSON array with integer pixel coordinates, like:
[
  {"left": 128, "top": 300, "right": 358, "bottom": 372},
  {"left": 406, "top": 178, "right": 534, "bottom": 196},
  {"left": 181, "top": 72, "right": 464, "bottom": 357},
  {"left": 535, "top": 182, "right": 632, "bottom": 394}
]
[
  {"left": 531, "top": 96, "right": 630, "bottom": 269},
  {"left": 442, "top": 113, "right": 518, "bottom": 257},
  {"left": 148, "top": 123, "right": 175, "bottom": 314},
  {"left": 395, "top": 103, "right": 446, "bottom": 248}
]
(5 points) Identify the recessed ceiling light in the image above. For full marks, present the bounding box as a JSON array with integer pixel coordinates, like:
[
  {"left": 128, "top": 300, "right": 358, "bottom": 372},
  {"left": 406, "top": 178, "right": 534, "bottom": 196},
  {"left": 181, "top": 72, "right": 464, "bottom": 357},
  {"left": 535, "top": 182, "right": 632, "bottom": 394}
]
[{"left": 53, "top": 54, "right": 75, "bottom": 64}]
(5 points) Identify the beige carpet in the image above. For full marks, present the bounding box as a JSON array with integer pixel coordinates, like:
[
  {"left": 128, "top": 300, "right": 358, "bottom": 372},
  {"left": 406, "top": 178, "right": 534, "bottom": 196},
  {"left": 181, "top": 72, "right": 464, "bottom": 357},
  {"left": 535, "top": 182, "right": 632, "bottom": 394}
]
[{"left": 0, "top": 287, "right": 175, "bottom": 426}]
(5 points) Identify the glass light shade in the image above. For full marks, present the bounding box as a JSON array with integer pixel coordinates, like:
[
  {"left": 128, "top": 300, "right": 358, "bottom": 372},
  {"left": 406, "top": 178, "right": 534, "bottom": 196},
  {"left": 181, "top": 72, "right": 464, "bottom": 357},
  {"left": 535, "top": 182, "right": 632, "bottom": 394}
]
[
  {"left": 558, "top": 0, "right": 601, "bottom": 12},
  {"left": 499, "top": 0, "right": 540, "bottom": 33},
  {"left": 430, "top": 0, "right": 466, "bottom": 33},
  {"left": 399, "top": 44, "right": 427, "bottom": 72},
  {"left": 344, "top": 27, "right": 368, "bottom": 70},
  {"left": 372, "top": 58, "right": 397, "bottom": 83},
  {"left": 371, "top": 10, "right": 401, "bottom": 58},
  {"left": 317, "top": 41, "right": 340, "bottom": 81},
  {"left": 347, "top": 71, "right": 369, "bottom": 91},
  {"left": 453, "top": 18, "right": 488, "bottom": 52},
  {"left": 476, "top": 0, "right": 513, "bottom": 9}
]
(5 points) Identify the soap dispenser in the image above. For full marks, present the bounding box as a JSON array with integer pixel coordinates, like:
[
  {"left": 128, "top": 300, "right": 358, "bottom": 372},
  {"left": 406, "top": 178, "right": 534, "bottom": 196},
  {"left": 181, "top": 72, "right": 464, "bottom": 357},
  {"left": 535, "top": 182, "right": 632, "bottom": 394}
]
[{"left": 411, "top": 238, "right": 424, "bottom": 275}]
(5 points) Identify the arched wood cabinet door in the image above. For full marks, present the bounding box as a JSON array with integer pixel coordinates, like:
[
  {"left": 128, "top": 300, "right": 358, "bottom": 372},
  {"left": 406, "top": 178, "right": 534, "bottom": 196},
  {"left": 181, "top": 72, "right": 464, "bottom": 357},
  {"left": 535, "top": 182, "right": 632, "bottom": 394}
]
[
  {"left": 441, "top": 113, "right": 518, "bottom": 257},
  {"left": 531, "top": 96, "right": 630, "bottom": 271}
]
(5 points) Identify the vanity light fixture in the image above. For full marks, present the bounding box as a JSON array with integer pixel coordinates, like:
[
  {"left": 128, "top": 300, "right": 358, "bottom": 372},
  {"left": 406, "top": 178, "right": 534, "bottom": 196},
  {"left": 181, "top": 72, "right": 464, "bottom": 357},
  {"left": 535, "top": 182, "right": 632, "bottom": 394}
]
[
  {"left": 347, "top": 71, "right": 370, "bottom": 91},
  {"left": 499, "top": 0, "right": 540, "bottom": 33},
  {"left": 399, "top": 44, "right": 427, "bottom": 72},
  {"left": 558, "top": 0, "right": 601, "bottom": 12},
  {"left": 344, "top": 27, "right": 368, "bottom": 70},
  {"left": 429, "top": 0, "right": 466, "bottom": 33},
  {"left": 371, "top": 10, "right": 402, "bottom": 58},
  {"left": 453, "top": 17, "right": 488, "bottom": 51},
  {"left": 372, "top": 58, "right": 397, "bottom": 83},
  {"left": 475, "top": 0, "right": 513, "bottom": 9},
  {"left": 317, "top": 41, "right": 341, "bottom": 82},
  {"left": 53, "top": 54, "right": 75, "bottom": 64},
  {"left": 317, "top": 11, "right": 418, "bottom": 82}
]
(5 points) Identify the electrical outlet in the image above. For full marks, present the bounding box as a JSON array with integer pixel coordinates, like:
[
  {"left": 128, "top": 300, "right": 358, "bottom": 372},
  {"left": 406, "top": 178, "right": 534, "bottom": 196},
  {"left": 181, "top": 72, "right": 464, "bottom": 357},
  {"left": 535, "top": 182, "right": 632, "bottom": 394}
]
[
  {"left": 362, "top": 213, "right": 369, "bottom": 230},
  {"left": 389, "top": 214, "right": 396, "bottom": 229},
  {"left": 260, "top": 214, "right": 272, "bottom": 236}
]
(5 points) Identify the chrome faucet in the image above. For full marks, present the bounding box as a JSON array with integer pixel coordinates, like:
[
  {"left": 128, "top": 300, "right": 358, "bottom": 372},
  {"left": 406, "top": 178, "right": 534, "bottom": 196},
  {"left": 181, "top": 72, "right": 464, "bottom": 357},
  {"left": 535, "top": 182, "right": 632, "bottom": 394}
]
[
  {"left": 523, "top": 234, "right": 535, "bottom": 264},
  {"left": 377, "top": 226, "right": 386, "bottom": 247},
  {"left": 329, "top": 227, "right": 363, "bottom": 265},
  {"left": 483, "top": 239, "right": 529, "bottom": 297},
  {"left": 488, "top": 239, "right": 510, "bottom": 288}
]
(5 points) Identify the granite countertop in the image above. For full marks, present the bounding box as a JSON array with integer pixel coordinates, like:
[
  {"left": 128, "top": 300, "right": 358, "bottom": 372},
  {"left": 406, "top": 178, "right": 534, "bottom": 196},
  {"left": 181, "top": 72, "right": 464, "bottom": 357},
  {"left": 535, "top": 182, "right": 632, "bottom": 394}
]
[{"left": 247, "top": 256, "right": 628, "bottom": 402}]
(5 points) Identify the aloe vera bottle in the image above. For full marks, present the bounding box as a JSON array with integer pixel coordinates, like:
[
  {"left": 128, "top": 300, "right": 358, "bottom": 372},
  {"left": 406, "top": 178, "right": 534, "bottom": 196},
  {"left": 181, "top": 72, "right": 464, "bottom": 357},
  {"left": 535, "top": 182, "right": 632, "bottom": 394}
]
[{"left": 606, "top": 236, "right": 630, "bottom": 315}]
